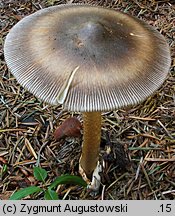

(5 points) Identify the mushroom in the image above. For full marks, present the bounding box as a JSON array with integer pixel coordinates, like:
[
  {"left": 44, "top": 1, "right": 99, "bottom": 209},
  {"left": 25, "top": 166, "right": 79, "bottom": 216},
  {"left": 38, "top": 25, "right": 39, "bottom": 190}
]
[
  {"left": 4, "top": 4, "right": 171, "bottom": 189},
  {"left": 54, "top": 117, "right": 82, "bottom": 141}
]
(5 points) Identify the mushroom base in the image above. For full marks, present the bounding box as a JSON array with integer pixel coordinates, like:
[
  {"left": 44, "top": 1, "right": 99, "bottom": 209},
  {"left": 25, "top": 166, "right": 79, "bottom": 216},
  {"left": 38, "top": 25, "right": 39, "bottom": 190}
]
[{"left": 79, "top": 111, "right": 102, "bottom": 179}]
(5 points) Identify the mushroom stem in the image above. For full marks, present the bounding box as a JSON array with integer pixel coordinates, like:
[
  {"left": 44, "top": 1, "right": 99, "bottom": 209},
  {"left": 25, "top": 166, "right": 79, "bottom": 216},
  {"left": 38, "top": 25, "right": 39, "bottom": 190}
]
[{"left": 79, "top": 111, "right": 102, "bottom": 179}]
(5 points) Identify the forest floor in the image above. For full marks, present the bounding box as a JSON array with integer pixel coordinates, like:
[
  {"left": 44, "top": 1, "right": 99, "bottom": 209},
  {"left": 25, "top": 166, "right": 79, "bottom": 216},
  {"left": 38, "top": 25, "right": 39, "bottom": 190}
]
[{"left": 0, "top": 0, "right": 175, "bottom": 200}]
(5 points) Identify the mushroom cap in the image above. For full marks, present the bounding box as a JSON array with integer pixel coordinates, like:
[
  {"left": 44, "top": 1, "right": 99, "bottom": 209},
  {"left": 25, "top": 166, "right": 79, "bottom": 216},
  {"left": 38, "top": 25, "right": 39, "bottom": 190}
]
[{"left": 4, "top": 4, "right": 171, "bottom": 112}]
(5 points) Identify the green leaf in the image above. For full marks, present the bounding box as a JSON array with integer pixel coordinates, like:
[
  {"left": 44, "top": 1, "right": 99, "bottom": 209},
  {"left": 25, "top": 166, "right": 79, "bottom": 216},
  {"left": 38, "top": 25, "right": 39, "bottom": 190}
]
[
  {"left": 9, "top": 186, "right": 43, "bottom": 200},
  {"left": 2, "top": 164, "right": 7, "bottom": 173},
  {"left": 49, "top": 175, "right": 87, "bottom": 190},
  {"left": 44, "top": 189, "right": 58, "bottom": 200},
  {"left": 33, "top": 167, "right": 47, "bottom": 182}
]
